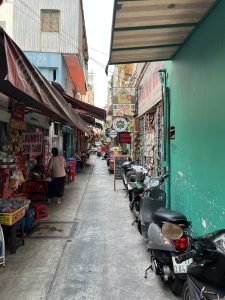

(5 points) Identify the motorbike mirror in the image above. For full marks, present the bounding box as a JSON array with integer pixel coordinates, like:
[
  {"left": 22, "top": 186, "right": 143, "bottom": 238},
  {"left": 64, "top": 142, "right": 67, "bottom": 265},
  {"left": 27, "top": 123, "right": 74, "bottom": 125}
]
[
  {"left": 161, "top": 223, "right": 183, "bottom": 240},
  {"left": 129, "top": 175, "right": 136, "bottom": 183},
  {"left": 161, "top": 161, "right": 168, "bottom": 168}
]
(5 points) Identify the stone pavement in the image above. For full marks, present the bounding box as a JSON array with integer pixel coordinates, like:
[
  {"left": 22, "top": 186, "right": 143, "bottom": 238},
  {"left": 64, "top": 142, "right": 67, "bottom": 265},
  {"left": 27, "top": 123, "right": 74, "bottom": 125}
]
[{"left": 0, "top": 156, "right": 179, "bottom": 300}]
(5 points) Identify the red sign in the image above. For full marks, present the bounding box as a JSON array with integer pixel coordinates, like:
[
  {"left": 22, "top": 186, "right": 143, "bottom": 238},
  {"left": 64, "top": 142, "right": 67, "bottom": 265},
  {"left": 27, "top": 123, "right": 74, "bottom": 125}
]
[
  {"left": 119, "top": 132, "right": 131, "bottom": 144},
  {"left": 11, "top": 107, "right": 24, "bottom": 121},
  {"left": 22, "top": 133, "right": 43, "bottom": 159}
]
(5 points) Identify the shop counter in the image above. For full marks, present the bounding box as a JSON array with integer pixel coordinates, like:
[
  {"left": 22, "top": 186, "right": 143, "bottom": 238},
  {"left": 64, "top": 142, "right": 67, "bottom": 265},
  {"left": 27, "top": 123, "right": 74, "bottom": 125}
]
[{"left": 24, "top": 177, "right": 51, "bottom": 204}]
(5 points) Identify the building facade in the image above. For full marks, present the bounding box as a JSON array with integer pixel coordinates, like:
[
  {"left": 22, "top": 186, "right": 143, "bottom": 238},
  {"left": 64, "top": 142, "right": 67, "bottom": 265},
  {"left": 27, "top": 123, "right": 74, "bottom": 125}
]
[
  {"left": 165, "top": 0, "right": 225, "bottom": 235},
  {"left": 0, "top": 0, "right": 89, "bottom": 157},
  {"left": 81, "top": 72, "right": 94, "bottom": 105}
]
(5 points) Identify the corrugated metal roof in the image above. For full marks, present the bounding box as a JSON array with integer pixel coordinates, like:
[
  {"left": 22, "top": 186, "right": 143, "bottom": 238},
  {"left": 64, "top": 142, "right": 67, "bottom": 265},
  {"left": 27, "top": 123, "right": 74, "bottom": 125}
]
[{"left": 108, "top": 0, "right": 220, "bottom": 65}]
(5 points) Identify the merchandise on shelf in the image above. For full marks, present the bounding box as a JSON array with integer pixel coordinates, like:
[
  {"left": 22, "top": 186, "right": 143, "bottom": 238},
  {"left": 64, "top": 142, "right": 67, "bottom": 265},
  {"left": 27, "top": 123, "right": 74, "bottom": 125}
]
[{"left": 0, "top": 198, "right": 30, "bottom": 213}]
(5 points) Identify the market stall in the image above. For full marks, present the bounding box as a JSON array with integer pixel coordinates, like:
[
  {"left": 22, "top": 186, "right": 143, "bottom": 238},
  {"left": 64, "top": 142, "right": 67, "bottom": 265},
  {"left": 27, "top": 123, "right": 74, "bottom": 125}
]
[{"left": 0, "top": 107, "right": 50, "bottom": 255}]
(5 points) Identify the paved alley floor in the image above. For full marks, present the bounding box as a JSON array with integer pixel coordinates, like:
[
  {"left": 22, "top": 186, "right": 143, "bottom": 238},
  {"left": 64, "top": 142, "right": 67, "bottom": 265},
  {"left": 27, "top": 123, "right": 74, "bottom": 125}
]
[{"left": 0, "top": 156, "right": 179, "bottom": 300}]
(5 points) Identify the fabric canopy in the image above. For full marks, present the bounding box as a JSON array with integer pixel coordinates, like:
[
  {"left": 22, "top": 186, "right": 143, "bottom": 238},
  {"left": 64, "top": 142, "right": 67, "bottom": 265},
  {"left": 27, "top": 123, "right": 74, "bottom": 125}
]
[
  {"left": 50, "top": 82, "right": 106, "bottom": 121},
  {"left": 64, "top": 94, "right": 106, "bottom": 121},
  {"left": 0, "top": 28, "right": 90, "bottom": 134},
  {"left": 75, "top": 110, "right": 103, "bottom": 130}
]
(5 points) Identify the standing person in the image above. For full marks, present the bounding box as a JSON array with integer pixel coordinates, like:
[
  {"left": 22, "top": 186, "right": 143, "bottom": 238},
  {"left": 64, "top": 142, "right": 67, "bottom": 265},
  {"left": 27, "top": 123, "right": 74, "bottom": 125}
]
[
  {"left": 47, "top": 147, "right": 66, "bottom": 205},
  {"left": 100, "top": 143, "right": 106, "bottom": 158}
]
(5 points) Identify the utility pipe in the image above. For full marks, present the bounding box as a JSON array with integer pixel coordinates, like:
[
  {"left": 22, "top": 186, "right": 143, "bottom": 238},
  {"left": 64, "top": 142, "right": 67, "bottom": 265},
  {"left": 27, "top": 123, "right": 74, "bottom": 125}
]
[{"left": 158, "top": 69, "right": 171, "bottom": 208}]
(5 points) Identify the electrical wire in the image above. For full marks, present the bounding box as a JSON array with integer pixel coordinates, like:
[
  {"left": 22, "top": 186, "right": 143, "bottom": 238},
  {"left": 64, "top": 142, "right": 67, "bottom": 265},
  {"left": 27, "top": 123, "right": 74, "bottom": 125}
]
[
  {"left": 16, "top": 0, "right": 114, "bottom": 72},
  {"left": 13, "top": 0, "right": 134, "bottom": 86},
  {"left": 16, "top": 0, "right": 137, "bottom": 87},
  {"left": 18, "top": 0, "right": 108, "bottom": 57}
]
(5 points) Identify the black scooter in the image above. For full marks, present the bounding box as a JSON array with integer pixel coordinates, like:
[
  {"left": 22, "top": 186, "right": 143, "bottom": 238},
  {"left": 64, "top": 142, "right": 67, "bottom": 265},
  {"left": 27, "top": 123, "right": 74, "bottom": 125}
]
[
  {"left": 138, "top": 174, "right": 168, "bottom": 239},
  {"left": 176, "top": 230, "right": 225, "bottom": 300}
]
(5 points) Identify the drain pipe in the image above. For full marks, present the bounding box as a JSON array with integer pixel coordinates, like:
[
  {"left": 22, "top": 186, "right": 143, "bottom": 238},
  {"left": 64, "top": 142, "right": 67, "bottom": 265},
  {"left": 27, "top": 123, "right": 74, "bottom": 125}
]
[{"left": 158, "top": 69, "right": 171, "bottom": 208}]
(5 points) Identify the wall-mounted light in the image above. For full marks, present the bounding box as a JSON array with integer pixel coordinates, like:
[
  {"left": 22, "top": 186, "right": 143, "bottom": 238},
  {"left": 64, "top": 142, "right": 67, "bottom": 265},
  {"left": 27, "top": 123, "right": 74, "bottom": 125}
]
[
  {"left": 168, "top": 3, "right": 176, "bottom": 9},
  {"left": 158, "top": 69, "right": 166, "bottom": 85}
]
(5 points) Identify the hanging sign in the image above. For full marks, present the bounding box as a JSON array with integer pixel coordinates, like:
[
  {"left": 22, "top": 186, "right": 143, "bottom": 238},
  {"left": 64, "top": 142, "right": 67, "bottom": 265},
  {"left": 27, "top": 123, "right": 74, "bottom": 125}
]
[
  {"left": 109, "top": 129, "right": 118, "bottom": 139},
  {"left": 22, "top": 132, "right": 43, "bottom": 159},
  {"left": 113, "top": 104, "right": 136, "bottom": 117},
  {"left": 105, "top": 128, "right": 111, "bottom": 137},
  {"left": 113, "top": 117, "right": 128, "bottom": 132},
  {"left": 118, "top": 132, "right": 131, "bottom": 144},
  {"left": 112, "top": 87, "right": 136, "bottom": 116},
  {"left": 10, "top": 106, "right": 26, "bottom": 130}
]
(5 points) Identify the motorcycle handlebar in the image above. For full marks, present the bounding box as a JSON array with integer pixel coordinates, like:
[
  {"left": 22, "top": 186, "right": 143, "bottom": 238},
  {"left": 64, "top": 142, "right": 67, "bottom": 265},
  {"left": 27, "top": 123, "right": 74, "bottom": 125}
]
[{"left": 175, "top": 250, "right": 197, "bottom": 264}]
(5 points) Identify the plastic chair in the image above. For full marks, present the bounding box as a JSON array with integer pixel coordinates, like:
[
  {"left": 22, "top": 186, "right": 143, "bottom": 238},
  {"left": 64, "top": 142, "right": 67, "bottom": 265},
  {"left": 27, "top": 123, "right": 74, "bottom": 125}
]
[{"left": 67, "top": 161, "right": 76, "bottom": 182}]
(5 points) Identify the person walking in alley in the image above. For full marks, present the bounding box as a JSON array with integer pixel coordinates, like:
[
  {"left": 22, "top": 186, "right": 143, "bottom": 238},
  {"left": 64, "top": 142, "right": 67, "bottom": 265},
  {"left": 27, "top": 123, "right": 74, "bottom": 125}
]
[{"left": 47, "top": 147, "right": 66, "bottom": 205}]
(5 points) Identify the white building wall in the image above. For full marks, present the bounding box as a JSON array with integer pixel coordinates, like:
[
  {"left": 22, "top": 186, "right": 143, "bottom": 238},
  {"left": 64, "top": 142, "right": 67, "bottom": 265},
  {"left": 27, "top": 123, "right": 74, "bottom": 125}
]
[
  {"left": 49, "top": 123, "right": 63, "bottom": 154},
  {"left": 12, "top": 0, "right": 80, "bottom": 54},
  {"left": 0, "top": 0, "right": 14, "bottom": 37}
]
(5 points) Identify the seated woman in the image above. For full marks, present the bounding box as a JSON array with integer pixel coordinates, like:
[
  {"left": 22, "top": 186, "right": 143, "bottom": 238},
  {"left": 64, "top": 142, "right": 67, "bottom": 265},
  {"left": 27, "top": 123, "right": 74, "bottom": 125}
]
[{"left": 31, "top": 155, "right": 46, "bottom": 179}]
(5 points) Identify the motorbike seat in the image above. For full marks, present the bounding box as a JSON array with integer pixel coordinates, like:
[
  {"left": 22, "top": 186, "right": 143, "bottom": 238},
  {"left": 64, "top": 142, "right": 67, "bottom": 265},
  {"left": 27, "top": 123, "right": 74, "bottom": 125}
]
[
  {"left": 151, "top": 207, "right": 189, "bottom": 225},
  {"left": 140, "top": 193, "right": 166, "bottom": 225}
]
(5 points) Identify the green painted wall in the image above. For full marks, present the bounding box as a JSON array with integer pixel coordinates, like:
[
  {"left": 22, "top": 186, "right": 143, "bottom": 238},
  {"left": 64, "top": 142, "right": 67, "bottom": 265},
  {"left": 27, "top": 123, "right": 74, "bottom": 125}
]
[{"left": 166, "top": 1, "right": 225, "bottom": 235}]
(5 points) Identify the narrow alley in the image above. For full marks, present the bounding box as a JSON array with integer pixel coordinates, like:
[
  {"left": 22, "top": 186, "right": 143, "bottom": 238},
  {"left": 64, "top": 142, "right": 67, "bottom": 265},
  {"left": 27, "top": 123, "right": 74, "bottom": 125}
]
[{"left": 0, "top": 156, "right": 178, "bottom": 300}]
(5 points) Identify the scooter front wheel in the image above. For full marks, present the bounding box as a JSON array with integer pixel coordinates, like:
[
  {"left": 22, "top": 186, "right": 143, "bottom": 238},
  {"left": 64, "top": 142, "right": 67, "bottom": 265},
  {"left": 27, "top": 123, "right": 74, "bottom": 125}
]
[
  {"left": 137, "top": 220, "right": 142, "bottom": 235},
  {"left": 122, "top": 174, "right": 127, "bottom": 189},
  {"left": 169, "top": 275, "right": 183, "bottom": 296},
  {"left": 182, "top": 281, "right": 189, "bottom": 300}
]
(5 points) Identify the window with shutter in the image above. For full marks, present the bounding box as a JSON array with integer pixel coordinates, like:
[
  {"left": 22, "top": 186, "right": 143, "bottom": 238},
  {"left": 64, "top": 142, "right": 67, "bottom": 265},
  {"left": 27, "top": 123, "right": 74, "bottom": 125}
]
[{"left": 41, "top": 10, "right": 60, "bottom": 32}]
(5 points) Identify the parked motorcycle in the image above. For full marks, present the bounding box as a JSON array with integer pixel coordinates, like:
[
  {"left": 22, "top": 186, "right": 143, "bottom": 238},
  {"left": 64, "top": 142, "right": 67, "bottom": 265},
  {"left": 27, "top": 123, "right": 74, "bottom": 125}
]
[
  {"left": 138, "top": 174, "right": 168, "bottom": 239},
  {"left": 141, "top": 174, "right": 191, "bottom": 295},
  {"left": 176, "top": 230, "right": 225, "bottom": 300},
  {"left": 129, "top": 173, "right": 148, "bottom": 219},
  {"left": 121, "top": 160, "right": 139, "bottom": 189},
  {"left": 126, "top": 164, "right": 148, "bottom": 204}
]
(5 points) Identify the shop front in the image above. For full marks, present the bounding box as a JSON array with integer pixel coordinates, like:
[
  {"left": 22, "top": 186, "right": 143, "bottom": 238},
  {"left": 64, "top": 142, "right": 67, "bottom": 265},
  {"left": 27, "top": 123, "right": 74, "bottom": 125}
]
[
  {"left": 0, "top": 28, "right": 90, "bottom": 261},
  {"left": 137, "top": 62, "right": 164, "bottom": 176}
]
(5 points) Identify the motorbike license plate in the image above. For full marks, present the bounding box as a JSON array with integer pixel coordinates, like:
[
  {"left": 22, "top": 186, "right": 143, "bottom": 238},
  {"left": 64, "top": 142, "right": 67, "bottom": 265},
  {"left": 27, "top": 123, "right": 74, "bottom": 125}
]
[{"left": 172, "top": 257, "right": 193, "bottom": 274}]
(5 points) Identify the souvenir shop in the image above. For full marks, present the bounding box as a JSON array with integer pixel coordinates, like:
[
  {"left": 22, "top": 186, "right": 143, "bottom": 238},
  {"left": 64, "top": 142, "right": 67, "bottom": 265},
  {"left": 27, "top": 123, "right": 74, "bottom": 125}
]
[
  {"left": 0, "top": 99, "right": 52, "bottom": 263},
  {"left": 137, "top": 62, "right": 164, "bottom": 176}
]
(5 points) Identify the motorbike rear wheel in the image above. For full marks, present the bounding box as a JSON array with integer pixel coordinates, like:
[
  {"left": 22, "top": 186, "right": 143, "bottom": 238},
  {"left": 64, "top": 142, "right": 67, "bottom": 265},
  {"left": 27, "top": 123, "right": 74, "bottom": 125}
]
[
  {"left": 169, "top": 275, "right": 183, "bottom": 296},
  {"left": 182, "top": 281, "right": 189, "bottom": 300}
]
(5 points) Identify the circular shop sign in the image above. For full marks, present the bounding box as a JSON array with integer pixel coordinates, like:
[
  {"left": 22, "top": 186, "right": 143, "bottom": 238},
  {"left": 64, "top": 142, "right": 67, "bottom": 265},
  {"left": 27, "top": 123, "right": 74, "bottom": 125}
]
[
  {"left": 113, "top": 117, "right": 128, "bottom": 132},
  {"left": 109, "top": 129, "right": 118, "bottom": 139},
  {"left": 105, "top": 128, "right": 111, "bottom": 137}
]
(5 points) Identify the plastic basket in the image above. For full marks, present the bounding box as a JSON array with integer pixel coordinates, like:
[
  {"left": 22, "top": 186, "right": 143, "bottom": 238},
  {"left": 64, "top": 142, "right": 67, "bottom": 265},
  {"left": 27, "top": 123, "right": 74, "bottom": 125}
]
[{"left": 0, "top": 204, "right": 29, "bottom": 226}]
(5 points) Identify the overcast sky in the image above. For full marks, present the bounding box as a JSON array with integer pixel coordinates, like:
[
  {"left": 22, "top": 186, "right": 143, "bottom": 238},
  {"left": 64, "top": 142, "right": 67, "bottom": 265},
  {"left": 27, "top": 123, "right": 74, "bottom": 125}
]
[{"left": 83, "top": 0, "right": 114, "bottom": 108}]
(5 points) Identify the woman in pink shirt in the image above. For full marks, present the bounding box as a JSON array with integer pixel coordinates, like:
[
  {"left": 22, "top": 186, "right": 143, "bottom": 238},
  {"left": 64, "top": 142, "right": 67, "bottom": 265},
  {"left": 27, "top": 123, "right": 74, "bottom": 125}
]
[{"left": 47, "top": 147, "right": 66, "bottom": 204}]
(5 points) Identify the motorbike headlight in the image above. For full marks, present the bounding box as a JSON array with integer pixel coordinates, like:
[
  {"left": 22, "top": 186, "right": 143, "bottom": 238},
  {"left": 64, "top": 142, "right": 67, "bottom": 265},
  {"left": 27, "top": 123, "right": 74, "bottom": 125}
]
[{"left": 149, "top": 178, "right": 160, "bottom": 188}]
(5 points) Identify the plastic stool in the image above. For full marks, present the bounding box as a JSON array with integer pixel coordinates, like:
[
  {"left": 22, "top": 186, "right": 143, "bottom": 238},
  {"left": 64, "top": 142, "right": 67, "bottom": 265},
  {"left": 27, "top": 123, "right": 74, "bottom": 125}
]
[
  {"left": 32, "top": 204, "right": 48, "bottom": 220},
  {"left": 67, "top": 161, "right": 76, "bottom": 182}
]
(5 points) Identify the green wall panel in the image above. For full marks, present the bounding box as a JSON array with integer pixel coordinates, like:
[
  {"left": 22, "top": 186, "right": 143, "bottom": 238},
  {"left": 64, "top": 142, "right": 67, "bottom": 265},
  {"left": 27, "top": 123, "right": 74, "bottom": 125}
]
[{"left": 166, "top": 0, "right": 225, "bottom": 235}]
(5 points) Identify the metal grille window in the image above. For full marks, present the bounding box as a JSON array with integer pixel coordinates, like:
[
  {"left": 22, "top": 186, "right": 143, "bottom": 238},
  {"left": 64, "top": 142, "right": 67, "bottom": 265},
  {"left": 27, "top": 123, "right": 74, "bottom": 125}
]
[{"left": 41, "top": 10, "right": 60, "bottom": 32}]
